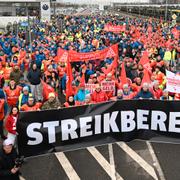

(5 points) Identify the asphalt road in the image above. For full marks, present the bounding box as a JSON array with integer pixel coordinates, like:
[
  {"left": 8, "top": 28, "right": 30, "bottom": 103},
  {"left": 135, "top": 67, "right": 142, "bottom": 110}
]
[{"left": 20, "top": 140, "right": 180, "bottom": 180}]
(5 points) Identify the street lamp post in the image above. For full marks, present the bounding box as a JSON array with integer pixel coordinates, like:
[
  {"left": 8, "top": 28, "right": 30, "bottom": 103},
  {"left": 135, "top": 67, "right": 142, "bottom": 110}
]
[
  {"left": 165, "top": 0, "right": 168, "bottom": 21},
  {"left": 26, "top": 2, "right": 32, "bottom": 55}
]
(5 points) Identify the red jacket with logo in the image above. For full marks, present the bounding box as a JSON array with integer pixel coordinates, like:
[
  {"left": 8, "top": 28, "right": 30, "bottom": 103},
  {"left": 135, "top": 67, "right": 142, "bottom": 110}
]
[
  {"left": 5, "top": 114, "right": 18, "bottom": 135},
  {"left": 21, "top": 103, "right": 42, "bottom": 111},
  {"left": 4, "top": 86, "right": 22, "bottom": 106},
  {"left": 0, "top": 99, "right": 5, "bottom": 120},
  {"left": 153, "top": 88, "right": 163, "bottom": 99},
  {"left": 91, "top": 90, "right": 108, "bottom": 103}
]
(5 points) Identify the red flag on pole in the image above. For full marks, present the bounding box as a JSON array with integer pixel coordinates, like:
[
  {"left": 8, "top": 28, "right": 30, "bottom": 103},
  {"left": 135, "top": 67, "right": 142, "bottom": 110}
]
[
  {"left": 171, "top": 28, "right": 179, "bottom": 39},
  {"left": 80, "top": 72, "right": 85, "bottom": 84},
  {"left": 141, "top": 68, "right": 151, "bottom": 86},
  {"left": 139, "top": 51, "right": 152, "bottom": 72},
  {"left": 120, "top": 61, "right": 127, "bottom": 85},
  {"left": 139, "top": 51, "right": 149, "bottom": 66},
  {"left": 66, "top": 59, "right": 73, "bottom": 99},
  {"left": 41, "top": 80, "right": 56, "bottom": 101}
]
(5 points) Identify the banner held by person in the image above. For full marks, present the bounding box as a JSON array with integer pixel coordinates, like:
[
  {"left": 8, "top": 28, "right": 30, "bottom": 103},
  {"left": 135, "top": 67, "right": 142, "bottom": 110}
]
[
  {"left": 17, "top": 100, "right": 180, "bottom": 158},
  {"left": 104, "top": 24, "right": 126, "bottom": 33},
  {"left": 101, "top": 81, "right": 115, "bottom": 92},
  {"left": 166, "top": 70, "right": 180, "bottom": 93},
  {"left": 85, "top": 83, "right": 96, "bottom": 93},
  {"left": 65, "top": 44, "right": 119, "bottom": 98}
]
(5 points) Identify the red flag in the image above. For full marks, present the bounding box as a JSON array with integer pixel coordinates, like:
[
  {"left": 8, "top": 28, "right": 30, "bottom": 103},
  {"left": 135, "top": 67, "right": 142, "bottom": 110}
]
[
  {"left": 147, "top": 25, "right": 152, "bottom": 33},
  {"left": 57, "top": 48, "right": 68, "bottom": 63},
  {"left": 80, "top": 72, "right": 85, "bottom": 84},
  {"left": 101, "top": 58, "right": 117, "bottom": 75},
  {"left": 19, "top": 49, "right": 26, "bottom": 60},
  {"left": 135, "top": 29, "right": 141, "bottom": 39},
  {"left": 66, "top": 59, "right": 73, "bottom": 99},
  {"left": 112, "top": 56, "right": 118, "bottom": 69},
  {"left": 141, "top": 68, "right": 151, "bottom": 86},
  {"left": 171, "top": 28, "right": 179, "bottom": 39},
  {"left": 120, "top": 62, "right": 127, "bottom": 86},
  {"left": 139, "top": 51, "right": 149, "bottom": 66},
  {"left": 41, "top": 80, "right": 56, "bottom": 101}
]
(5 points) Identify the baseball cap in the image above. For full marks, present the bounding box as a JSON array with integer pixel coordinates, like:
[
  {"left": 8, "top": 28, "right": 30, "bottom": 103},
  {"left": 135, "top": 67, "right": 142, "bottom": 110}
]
[
  {"left": 3, "top": 139, "right": 13, "bottom": 146},
  {"left": 23, "top": 86, "right": 29, "bottom": 92},
  {"left": 28, "top": 95, "right": 34, "bottom": 101},
  {"left": 48, "top": 92, "right": 55, "bottom": 98}
]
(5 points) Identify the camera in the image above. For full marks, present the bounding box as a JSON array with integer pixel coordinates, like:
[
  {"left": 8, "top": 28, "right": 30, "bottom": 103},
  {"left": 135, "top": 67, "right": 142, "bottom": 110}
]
[{"left": 15, "top": 156, "right": 24, "bottom": 168}]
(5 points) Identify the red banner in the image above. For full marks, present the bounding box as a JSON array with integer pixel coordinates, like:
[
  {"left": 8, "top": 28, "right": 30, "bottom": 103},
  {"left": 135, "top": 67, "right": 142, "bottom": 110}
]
[
  {"left": 104, "top": 24, "right": 126, "bottom": 33},
  {"left": 63, "top": 44, "right": 119, "bottom": 99},
  {"left": 69, "top": 44, "right": 119, "bottom": 62},
  {"left": 57, "top": 48, "right": 68, "bottom": 63}
]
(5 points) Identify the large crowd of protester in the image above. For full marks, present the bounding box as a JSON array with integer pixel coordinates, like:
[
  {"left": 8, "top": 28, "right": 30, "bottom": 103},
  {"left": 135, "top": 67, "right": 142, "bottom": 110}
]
[
  {"left": 0, "top": 12, "right": 179, "bottom": 180},
  {"left": 0, "top": 13, "right": 179, "bottom": 141}
]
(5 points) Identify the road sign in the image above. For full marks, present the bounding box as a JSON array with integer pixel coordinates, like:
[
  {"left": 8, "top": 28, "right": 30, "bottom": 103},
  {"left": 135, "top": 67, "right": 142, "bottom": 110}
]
[{"left": 172, "top": 14, "right": 177, "bottom": 20}]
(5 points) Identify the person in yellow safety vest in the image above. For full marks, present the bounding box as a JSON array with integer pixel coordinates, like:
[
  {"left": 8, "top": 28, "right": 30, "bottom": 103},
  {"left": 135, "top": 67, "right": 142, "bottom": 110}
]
[
  {"left": 170, "top": 48, "right": 177, "bottom": 67},
  {"left": 18, "top": 86, "right": 32, "bottom": 110},
  {"left": 76, "top": 32, "right": 82, "bottom": 39},
  {"left": 67, "top": 35, "right": 74, "bottom": 42},
  {"left": 154, "top": 66, "right": 166, "bottom": 89},
  {"left": 163, "top": 48, "right": 172, "bottom": 67},
  {"left": 172, "top": 49, "right": 176, "bottom": 60}
]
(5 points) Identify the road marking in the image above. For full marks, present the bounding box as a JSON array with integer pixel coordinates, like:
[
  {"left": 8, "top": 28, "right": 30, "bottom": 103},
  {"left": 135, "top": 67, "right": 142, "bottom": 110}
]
[
  {"left": 19, "top": 176, "right": 26, "bottom": 180},
  {"left": 146, "top": 141, "right": 166, "bottom": 180},
  {"left": 108, "top": 144, "right": 116, "bottom": 180},
  {"left": 116, "top": 142, "right": 158, "bottom": 180},
  {"left": 55, "top": 152, "right": 80, "bottom": 180},
  {"left": 87, "top": 146, "right": 124, "bottom": 180}
]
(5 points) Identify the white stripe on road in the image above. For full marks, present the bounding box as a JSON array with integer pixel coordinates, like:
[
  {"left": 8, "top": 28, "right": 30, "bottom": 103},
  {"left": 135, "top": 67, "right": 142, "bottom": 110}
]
[
  {"left": 116, "top": 142, "right": 158, "bottom": 180},
  {"left": 87, "top": 146, "right": 124, "bottom": 180},
  {"left": 146, "top": 141, "right": 166, "bottom": 180},
  {"left": 108, "top": 144, "right": 116, "bottom": 180},
  {"left": 19, "top": 176, "right": 26, "bottom": 180},
  {"left": 55, "top": 152, "right": 80, "bottom": 180}
]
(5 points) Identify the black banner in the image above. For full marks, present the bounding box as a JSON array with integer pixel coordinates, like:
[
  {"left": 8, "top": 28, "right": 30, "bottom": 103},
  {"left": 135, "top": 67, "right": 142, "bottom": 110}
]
[{"left": 17, "top": 100, "right": 180, "bottom": 158}]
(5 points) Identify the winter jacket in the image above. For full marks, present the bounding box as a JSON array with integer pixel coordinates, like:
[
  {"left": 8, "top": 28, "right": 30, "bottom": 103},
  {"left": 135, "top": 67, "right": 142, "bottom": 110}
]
[
  {"left": 27, "top": 69, "right": 41, "bottom": 85},
  {"left": 135, "top": 89, "right": 154, "bottom": 99},
  {"left": 0, "top": 147, "right": 20, "bottom": 180},
  {"left": 0, "top": 99, "right": 8, "bottom": 120},
  {"left": 10, "top": 70, "right": 22, "bottom": 84},
  {"left": 152, "top": 88, "right": 163, "bottom": 99},
  {"left": 0, "top": 89, "right": 6, "bottom": 99},
  {"left": 5, "top": 115, "right": 18, "bottom": 135},
  {"left": 91, "top": 90, "right": 108, "bottom": 103},
  {"left": 20, "top": 102, "right": 42, "bottom": 111},
  {"left": 35, "top": 53, "right": 45, "bottom": 68},
  {"left": 74, "top": 89, "right": 90, "bottom": 102},
  {"left": 4, "top": 86, "right": 22, "bottom": 106},
  {"left": 18, "top": 93, "right": 32, "bottom": 110},
  {"left": 41, "top": 98, "right": 61, "bottom": 110}
]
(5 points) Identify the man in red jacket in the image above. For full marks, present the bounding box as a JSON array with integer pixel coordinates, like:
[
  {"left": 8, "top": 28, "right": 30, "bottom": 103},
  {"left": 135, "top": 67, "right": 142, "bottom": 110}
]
[
  {"left": 91, "top": 84, "right": 108, "bottom": 103},
  {"left": 20, "top": 96, "right": 42, "bottom": 111},
  {"left": 0, "top": 98, "right": 7, "bottom": 139},
  {"left": 4, "top": 79, "right": 22, "bottom": 108},
  {"left": 152, "top": 81, "right": 163, "bottom": 99}
]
